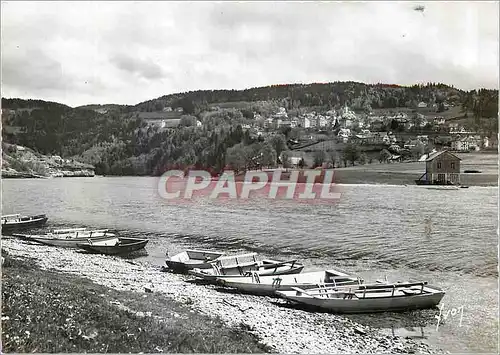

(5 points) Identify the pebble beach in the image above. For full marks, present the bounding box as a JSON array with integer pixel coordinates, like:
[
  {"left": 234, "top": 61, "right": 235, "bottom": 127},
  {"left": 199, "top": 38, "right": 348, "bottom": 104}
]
[{"left": 2, "top": 238, "right": 442, "bottom": 354}]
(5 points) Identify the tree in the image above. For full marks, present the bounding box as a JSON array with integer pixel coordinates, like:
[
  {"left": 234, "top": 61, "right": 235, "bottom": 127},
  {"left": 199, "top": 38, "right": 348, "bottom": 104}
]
[
  {"left": 343, "top": 143, "right": 361, "bottom": 166},
  {"left": 328, "top": 151, "right": 338, "bottom": 168},
  {"left": 240, "top": 108, "right": 254, "bottom": 120},
  {"left": 390, "top": 119, "right": 399, "bottom": 131},
  {"left": 279, "top": 126, "right": 292, "bottom": 139},
  {"left": 268, "top": 134, "right": 287, "bottom": 162},
  {"left": 259, "top": 142, "right": 277, "bottom": 168},
  {"left": 411, "top": 142, "right": 425, "bottom": 160},
  {"left": 281, "top": 151, "right": 291, "bottom": 169},
  {"left": 225, "top": 143, "right": 251, "bottom": 172},
  {"left": 358, "top": 152, "right": 368, "bottom": 165},
  {"left": 379, "top": 149, "right": 391, "bottom": 163},
  {"left": 313, "top": 150, "right": 326, "bottom": 168},
  {"left": 179, "top": 115, "right": 198, "bottom": 127}
]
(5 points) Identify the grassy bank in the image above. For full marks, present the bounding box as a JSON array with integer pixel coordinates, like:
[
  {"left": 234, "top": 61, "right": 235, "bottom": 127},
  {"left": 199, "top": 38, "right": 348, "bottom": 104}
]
[
  {"left": 1, "top": 252, "right": 272, "bottom": 353},
  {"left": 332, "top": 169, "right": 498, "bottom": 186},
  {"left": 331, "top": 153, "right": 498, "bottom": 186}
]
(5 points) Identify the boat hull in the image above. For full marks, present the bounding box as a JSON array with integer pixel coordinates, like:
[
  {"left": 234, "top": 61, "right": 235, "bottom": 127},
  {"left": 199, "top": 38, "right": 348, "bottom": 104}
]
[
  {"left": 165, "top": 250, "right": 225, "bottom": 273},
  {"left": 276, "top": 286, "right": 445, "bottom": 313},
  {"left": 189, "top": 264, "right": 305, "bottom": 282},
  {"left": 2, "top": 215, "right": 48, "bottom": 233},
  {"left": 18, "top": 234, "right": 118, "bottom": 248},
  {"left": 77, "top": 237, "right": 149, "bottom": 255},
  {"left": 166, "top": 260, "right": 214, "bottom": 273},
  {"left": 217, "top": 270, "right": 360, "bottom": 296}
]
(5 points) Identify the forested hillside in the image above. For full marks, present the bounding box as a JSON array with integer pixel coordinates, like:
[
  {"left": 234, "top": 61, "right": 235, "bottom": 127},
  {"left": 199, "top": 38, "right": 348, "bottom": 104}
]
[{"left": 2, "top": 81, "right": 498, "bottom": 176}]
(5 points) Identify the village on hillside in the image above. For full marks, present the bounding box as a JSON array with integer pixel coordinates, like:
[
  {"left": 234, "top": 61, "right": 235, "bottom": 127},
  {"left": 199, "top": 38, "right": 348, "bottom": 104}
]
[{"left": 136, "top": 101, "right": 498, "bottom": 169}]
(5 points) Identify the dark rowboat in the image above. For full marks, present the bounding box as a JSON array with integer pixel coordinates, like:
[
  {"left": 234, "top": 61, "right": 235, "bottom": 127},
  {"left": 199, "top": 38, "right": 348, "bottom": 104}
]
[
  {"left": 76, "top": 237, "right": 149, "bottom": 255},
  {"left": 165, "top": 249, "right": 226, "bottom": 273},
  {"left": 2, "top": 214, "right": 48, "bottom": 233}
]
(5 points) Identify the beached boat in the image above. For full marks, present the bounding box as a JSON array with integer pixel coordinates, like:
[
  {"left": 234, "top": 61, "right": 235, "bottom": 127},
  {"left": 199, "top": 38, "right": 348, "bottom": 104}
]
[
  {"left": 76, "top": 237, "right": 149, "bottom": 255},
  {"left": 13, "top": 228, "right": 117, "bottom": 248},
  {"left": 189, "top": 252, "right": 304, "bottom": 282},
  {"left": 276, "top": 281, "right": 445, "bottom": 313},
  {"left": 217, "top": 269, "right": 363, "bottom": 296},
  {"left": 2, "top": 213, "right": 48, "bottom": 233},
  {"left": 165, "top": 249, "right": 226, "bottom": 273}
]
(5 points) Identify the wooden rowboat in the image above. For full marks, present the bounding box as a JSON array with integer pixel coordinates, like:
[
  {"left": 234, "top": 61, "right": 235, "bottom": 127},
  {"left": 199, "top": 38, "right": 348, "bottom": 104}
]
[
  {"left": 217, "top": 269, "right": 363, "bottom": 296},
  {"left": 276, "top": 281, "right": 445, "bottom": 313},
  {"left": 165, "top": 249, "right": 226, "bottom": 273},
  {"left": 2, "top": 213, "right": 48, "bottom": 233},
  {"left": 14, "top": 228, "right": 117, "bottom": 248},
  {"left": 189, "top": 252, "right": 304, "bottom": 282},
  {"left": 77, "top": 237, "right": 149, "bottom": 255}
]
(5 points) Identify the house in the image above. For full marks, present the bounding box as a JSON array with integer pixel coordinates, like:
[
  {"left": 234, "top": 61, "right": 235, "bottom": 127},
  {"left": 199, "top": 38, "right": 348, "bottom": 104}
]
[
  {"left": 316, "top": 115, "right": 328, "bottom": 128},
  {"left": 338, "top": 128, "right": 351, "bottom": 138},
  {"left": 368, "top": 132, "right": 391, "bottom": 145},
  {"left": 433, "top": 117, "right": 446, "bottom": 125},
  {"left": 274, "top": 107, "right": 288, "bottom": 119},
  {"left": 417, "top": 135, "right": 429, "bottom": 144},
  {"left": 279, "top": 120, "right": 293, "bottom": 128},
  {"left": 448, "top": 123, "right": 460, "bottom": 133},
  {"left": 417, "top": 150, "right": 461, "bottom": 185},
  {"left": 299, "top": 117, "right": 311, "bottom": 128},
  {"left": 388, "top": 144, "right": 402, "bottom": 153},
  {"left": 451, "top": 137, "right": 478, "bottom": 152},
  {"left": 163, "top": 106, "right": 173, "bottom": 112},
  {"left": 175, "top": 107, "right": 184, "bottom": 113},
  {"left": 339, "top": 105, "right": 357, "bottom": 121},
  {"left": 196, "top": 120, "right": 203, "bottom": 127},
  {"left": 263, "top": 117, "right": 274, "bottom": 128},
  {"left": 417, "top": 102, "right": 428, "bottom": 108},
  {"left": 279, "top": 151, "right": 309, "bottom": 167},
  {"left": 404, "top": 139, "right": 420, "bottom": 149},
  {"left": 159, "top": 119, "right": 181, "bottom": 128},
  {"left": 337, "top": 128, "right": 351, "bottom": 143}
]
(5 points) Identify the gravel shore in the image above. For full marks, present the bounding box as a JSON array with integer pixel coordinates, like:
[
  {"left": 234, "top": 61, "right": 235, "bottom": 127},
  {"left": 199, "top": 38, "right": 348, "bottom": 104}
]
[{"left": 2, "top": 238, "right": 442, "bottom": 354}]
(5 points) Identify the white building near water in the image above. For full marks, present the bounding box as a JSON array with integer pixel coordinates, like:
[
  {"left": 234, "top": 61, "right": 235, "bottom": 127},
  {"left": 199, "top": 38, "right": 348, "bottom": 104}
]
[{"left": 298, "top": 116, "right": 311, "bottom": 128}]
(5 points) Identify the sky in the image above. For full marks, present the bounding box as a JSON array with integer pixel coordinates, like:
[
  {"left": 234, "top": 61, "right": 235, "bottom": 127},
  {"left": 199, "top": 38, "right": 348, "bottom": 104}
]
[{"left": 1, "top": 1, "right": 499, "bottom": 107}]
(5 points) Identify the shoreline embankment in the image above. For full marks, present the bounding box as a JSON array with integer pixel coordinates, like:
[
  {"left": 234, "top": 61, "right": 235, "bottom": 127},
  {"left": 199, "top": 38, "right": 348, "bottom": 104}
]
[{"left": 1, "top": 238, "right": 440, "bottom": 354}]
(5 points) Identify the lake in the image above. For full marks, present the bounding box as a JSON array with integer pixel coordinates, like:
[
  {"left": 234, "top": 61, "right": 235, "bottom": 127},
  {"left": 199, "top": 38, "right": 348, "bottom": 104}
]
[{"left": 2, "top": 177, "right": 498, "bottom": 353}]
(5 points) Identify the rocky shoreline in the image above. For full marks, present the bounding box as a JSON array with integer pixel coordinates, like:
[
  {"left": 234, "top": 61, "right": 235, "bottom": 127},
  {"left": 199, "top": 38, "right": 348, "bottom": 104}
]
[{"left": 1, "top": 238, "right": 442, "bottom": 354}]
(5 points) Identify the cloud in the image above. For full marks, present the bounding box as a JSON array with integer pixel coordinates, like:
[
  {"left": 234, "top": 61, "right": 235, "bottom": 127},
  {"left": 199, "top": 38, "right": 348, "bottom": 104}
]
[
  {"left": 0, "top": 1, "right": 498, "bottom": 107},
  {"left": 110, "top": 54, "right": 167, "bottom": 80}
]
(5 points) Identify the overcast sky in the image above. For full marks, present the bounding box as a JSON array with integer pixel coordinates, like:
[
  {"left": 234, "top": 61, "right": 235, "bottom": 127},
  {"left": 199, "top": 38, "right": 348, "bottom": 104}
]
[{"left": 1, "top": 1, "right": 498, "bottom": 107}]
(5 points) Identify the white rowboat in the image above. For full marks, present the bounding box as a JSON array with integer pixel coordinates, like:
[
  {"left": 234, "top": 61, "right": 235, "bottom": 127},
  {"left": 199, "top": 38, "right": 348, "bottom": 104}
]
[
  {"left": 14, "top": 228, "right": 118, "bottom": 248},
  {"left": 189, "top": 252, "right": 304, "bottom": 282},
  {"left": 217, "top": 269, "right": 363, "bottom": 296}
]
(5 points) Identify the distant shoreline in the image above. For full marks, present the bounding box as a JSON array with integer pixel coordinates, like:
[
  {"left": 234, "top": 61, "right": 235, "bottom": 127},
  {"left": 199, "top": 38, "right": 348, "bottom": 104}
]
[
  {"left": 3, "top": 170, "right": 497, "bottom": 187},
  {"left": 332, "top": 169, "right": 498, "bottom": 187}
]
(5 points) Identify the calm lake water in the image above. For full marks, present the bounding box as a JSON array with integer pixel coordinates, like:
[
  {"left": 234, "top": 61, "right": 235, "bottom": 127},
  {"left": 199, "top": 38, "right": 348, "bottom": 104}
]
[{"left": 2, "top": 177, "right": 498, "bottom": 353}]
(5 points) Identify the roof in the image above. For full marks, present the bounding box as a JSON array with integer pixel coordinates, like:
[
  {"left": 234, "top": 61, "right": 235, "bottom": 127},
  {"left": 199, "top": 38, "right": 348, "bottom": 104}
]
[{"left": 425, "top": 150, "right": 461, "bottom": 162}]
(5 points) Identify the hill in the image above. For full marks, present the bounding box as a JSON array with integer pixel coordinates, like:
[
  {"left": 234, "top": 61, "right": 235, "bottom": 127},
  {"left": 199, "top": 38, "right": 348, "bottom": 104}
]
[
  {"left": 2, "top": 82, "right": 497, "bottom": 177},
  {"left": 132, "top": 81, "right": 471, "bottom": 114}
]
